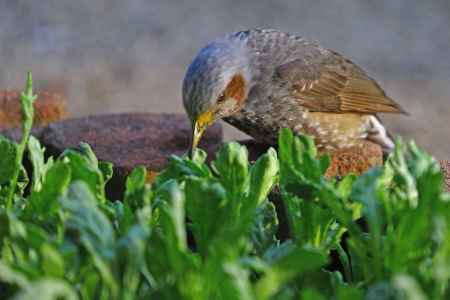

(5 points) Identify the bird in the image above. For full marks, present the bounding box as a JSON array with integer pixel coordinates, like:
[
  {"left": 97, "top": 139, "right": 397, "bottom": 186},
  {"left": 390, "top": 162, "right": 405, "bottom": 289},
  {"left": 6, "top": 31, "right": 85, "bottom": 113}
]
[{"left": 182, "top": 29, "right": 406, "bottom": 156}]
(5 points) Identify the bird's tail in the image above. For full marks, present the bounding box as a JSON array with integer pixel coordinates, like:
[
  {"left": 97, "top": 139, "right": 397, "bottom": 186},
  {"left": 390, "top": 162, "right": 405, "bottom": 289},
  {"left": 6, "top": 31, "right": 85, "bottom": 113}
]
[{"left": 366, "top": 115, "right": 395, "bottom": 154}]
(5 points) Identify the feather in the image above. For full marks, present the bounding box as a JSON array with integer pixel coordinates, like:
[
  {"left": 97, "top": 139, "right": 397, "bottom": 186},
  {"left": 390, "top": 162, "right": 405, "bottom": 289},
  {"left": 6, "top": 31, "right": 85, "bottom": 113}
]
[{"left": 276, "top": 53, "right": 407, "bottom": 114}]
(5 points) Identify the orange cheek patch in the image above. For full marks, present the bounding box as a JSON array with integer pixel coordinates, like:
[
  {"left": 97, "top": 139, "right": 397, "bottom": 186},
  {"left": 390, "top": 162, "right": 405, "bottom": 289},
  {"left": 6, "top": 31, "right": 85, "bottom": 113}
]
[{"left": 224, "top": 74, "right": 246, "bottom": 107}]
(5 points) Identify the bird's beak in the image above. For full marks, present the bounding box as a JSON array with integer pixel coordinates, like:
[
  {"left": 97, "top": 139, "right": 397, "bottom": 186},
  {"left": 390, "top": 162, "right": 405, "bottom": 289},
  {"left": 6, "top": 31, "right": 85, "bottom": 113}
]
[{"left": 189, "top": 110, "right": 214, "bottom": 158}]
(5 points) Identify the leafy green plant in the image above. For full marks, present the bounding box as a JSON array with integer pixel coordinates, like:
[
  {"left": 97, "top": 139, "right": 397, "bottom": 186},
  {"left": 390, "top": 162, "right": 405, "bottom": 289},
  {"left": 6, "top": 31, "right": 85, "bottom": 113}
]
[{"left": 0, "top": 73, "right": 449, "bottom": 300}]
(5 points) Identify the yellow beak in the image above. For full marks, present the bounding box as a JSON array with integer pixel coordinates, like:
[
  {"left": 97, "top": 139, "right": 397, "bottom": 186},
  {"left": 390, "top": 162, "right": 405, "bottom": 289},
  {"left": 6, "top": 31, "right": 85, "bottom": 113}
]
[{"left": 189, "top": 110, "right": 214, "bottom": 158}]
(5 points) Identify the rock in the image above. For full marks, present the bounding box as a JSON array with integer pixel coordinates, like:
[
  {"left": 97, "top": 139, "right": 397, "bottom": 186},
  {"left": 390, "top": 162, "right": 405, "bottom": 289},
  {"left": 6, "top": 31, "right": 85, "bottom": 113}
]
[
  {"left": 0, "top": 90, "right": 67, "bottom": 130},
  {"left": 239, "top": 139, "right": 383, "bottom": 177},
  {"left": 0, "top": 126, "right": 45, "bottom": 143},
  {"left": 440, "top": 161, "right": 450, "bottom": 192},
  {"left": 39, "top": 113, "right": 222, "bottom": 198},
  {"left": 323, "top": 141, "right": 383, "bottom": 177}
]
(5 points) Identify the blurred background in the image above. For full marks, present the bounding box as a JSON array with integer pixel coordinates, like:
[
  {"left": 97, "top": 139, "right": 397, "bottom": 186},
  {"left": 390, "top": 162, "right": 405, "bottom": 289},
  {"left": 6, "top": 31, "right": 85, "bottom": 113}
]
[{"left": 0, "top": 0, "right": 449, "bottom": 158}]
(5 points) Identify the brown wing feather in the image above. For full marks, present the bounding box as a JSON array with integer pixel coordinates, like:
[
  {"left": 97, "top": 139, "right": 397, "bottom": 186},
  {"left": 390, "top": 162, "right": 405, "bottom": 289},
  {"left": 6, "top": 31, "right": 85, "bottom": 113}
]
[{"left": 276, "top": 52, "right": 407, "bottom": 114}]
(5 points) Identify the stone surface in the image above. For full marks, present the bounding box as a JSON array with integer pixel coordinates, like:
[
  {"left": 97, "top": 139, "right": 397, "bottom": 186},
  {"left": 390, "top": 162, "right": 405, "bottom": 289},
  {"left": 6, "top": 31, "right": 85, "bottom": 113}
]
[
  {"left": 440, "top": 160, "right": 450, "bottom": 192},
  {"left": 0, "top": 126, "right": 45, "bottom": 143},
  {"left": 323, "top": 141, "right": 383, "bottom": 177},
  {"left": 0, "top": 90, "right": 67, "bottom": 130},
  {"left": 39, "top": 113, "right": 222, "bottom": 198},
  {"left": 240, "top": 139, "right": 383, "bottom": 177}
]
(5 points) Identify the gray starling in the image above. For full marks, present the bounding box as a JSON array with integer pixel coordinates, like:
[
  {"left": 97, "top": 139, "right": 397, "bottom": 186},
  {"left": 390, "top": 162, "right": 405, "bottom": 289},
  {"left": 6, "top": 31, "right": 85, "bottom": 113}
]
[{"left": 182, "top": 29, "right": 406, "bottom": 155}]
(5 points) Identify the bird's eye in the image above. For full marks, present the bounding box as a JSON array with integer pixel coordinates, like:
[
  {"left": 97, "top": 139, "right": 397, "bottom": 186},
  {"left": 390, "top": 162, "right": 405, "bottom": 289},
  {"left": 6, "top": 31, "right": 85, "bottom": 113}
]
[{"left": 217, "top": 92, "right": 226, "bottom": 104}]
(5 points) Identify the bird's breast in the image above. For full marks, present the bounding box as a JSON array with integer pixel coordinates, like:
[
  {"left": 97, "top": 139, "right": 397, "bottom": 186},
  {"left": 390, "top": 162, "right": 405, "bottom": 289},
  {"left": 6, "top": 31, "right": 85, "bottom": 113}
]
[{"left": 225, "top": 98, "right": 373, "bottom": 151}]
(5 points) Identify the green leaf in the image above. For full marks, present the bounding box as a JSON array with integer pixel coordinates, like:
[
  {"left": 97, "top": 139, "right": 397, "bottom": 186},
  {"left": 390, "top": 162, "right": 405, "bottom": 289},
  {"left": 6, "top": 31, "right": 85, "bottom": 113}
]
[
  {"left": 262, "top": 240, "right": 296, "bottom": 264},
  {"left": 99, "top": 162, "right": 113, "bottom": 185},
  {"left": 60, "top": 181, "right": 115, "bottom": 258},
  {"left": 212, "top": 142, "right": 249, "bottom": 200},
  {"left": 116, "top": 222, "right": 151, "bottom": 266},
  {"left": 11, "top": 165, "right": 29, "bottom": 198},
  {"left": 0, "top": 212, "right": 50, "bottom": 263},
  {"left": 12, "top": 278, "right": 78, "bottom": 300},
  {"left": 384, "top": 139, "right": 419, "bottom": 208},
  {"left": 0, "top": 261, "right": 29, "bottom": 288},
  {"left": 350, "top": 168, "right": 384, "bottom": 280},
  {"left": 255, "top": 247, "right": 328, "bottom": 300},
  {"left": 40, "top": 244, "right": 65, "bottom": 278},
  {"left": 62, "top": 146, "right": 107, "bottom": 201},
  {"left": 336, "top": 175, "right": 357, "bottom": 199},
  {"left": 78, "top": 142, "right": 99, "bottom": 166},
  {"left": 191, "top": 148, "right": 208, "bottom": 165},
  {"left": 392, "top": 274, "right": 427, "bottom": 300},
  {"left": 116, "top": 223, "right": 153, "bottom": 298},
  {"left": 278, "top": 128, "right": 329, "bottom": 187},
  {"left": 246, "top": 147, "right": 279, "bottom": 208},
  {"left": 336, "top": 285, "right": 364, "bottom": 300},
  {"left": 60, "top": 182, "right": 117, "bottom": 297},
  {"left": 250, "top": 201, "right": 279, "bottom": 255},
  {"left": 154, "top": 180, "right": 188, "bottom": 271},
  {"left": 184, "top": 177, "right": 228, "bottom": 256},
  {"left": 28, "top": 162, "right": 71, "bottom": 217},
  {"left": 155, "top": 152, "right": 212, "bottom": 187},
  {"left": 79, "top": 270, "right": 100, "bottom": 300},
  {"left": 3, "top": 108, "right": 450, "bottom": 300},
  {"left": 27, "top": 136, "right": 54, "bottom": 193},
  {"left": 278, "top": 128, "right": 295, "bottom": 179},
  {"left": 300, "top": 288, "right": 326, "bottom": 300},
  {"left": 221, "top": 262, "right": 254, "bottom": 300},
  {"left": 286, "top": 194, "right": 342, "bottom": 250},
  {"left": 109, "top": 201, "right": 135, "bottom": 235},
  {"left": 0, "top": 136, "right": 18, "bottom": 185},
  {"left": 124, "top": 166, "right": 151, "bottom": 209}
]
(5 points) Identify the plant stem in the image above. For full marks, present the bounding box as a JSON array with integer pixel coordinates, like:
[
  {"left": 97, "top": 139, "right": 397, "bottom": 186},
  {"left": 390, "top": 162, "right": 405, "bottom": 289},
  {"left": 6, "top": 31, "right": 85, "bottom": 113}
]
[
  {"left": 336, "top": 243, "right": 352, "bottom": 283},
  {"left": 6, "top": 72, "right": 37, "bottom": 209}
]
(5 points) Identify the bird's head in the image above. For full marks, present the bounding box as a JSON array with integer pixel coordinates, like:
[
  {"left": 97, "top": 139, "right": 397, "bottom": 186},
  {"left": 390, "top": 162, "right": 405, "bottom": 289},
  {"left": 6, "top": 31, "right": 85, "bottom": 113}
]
[{"left": 182, "top": 39, "right": 251, "bottom": 156}]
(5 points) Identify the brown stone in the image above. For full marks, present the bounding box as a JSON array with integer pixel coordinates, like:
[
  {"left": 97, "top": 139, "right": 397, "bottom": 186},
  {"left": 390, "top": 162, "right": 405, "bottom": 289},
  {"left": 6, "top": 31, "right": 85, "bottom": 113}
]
[
  {"left": 0, "top": 126, "right": 45, "bottom": 143},
  {"left": 323, "top": 141, "right": 383, "bottom": 177},
  {"left": 0, "top": 90, "right": 67, "bottom": 130},
  {"left": 39, "top": 113, "right": 222, "bottom": 198},
  {"left": 239, "top": 139, "right": 383, "bottom": 177},
  {"left": 440, "top": 160, "right": 450, "bottom": 192}
]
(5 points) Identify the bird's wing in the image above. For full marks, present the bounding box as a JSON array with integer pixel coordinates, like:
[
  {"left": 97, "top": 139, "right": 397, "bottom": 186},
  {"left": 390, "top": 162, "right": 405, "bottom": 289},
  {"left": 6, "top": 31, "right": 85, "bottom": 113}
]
[{"left": 275, "top": 51, "right": 406, "bottom": 114}]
